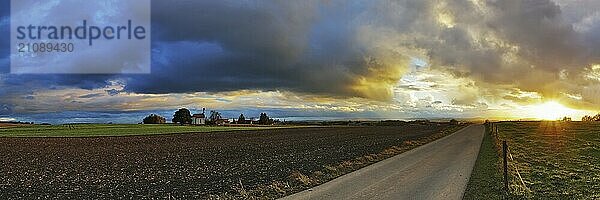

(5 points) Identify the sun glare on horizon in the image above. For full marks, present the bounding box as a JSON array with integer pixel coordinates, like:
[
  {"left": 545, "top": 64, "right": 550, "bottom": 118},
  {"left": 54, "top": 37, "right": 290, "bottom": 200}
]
[{"left": 525, "top": 101, "right": 586, "bottom": 120}]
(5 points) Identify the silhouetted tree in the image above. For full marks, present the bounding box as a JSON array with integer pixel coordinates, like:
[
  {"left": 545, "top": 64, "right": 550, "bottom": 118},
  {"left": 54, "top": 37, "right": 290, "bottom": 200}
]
[
  {"left": 172, "top": 108, "right": 192, "bottom": 124},
  {"left": 143, "top": 114, "right": 166, "bottom": 124},
  {"left": 582, "top": 114, "right": 600, "bottom": 122},
  {"left": 582, "top": 115, "right": 591, "bottom": 121},
  {"left": 449, "top": 119, "right": 459, "bottom": 125},
  {"left": 238, "top": 114, "right": 246, "bottom": 124},
  {"left": 259, "top": 113, "right": 273, "bottom": 125},
  {"left": 208, "top": 111, "right": 222, "bottom": 124}
]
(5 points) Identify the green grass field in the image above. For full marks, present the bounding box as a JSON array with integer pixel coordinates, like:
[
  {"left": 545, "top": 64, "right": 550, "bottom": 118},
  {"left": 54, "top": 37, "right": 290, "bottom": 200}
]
[
  {"left": 493, "top": 121, "right": 600, "bottom": 199},
  {"left": 464, "top": 124, "right": 512, "bottom": 200},
  {"left": 0, "top": 124, "right": 281, "bottom": 137}
]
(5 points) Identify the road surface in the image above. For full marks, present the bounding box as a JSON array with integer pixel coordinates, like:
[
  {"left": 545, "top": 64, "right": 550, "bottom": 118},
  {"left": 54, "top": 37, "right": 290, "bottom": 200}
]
[{"left": 281, "top": 125, "right": 485, "bottom": 200}]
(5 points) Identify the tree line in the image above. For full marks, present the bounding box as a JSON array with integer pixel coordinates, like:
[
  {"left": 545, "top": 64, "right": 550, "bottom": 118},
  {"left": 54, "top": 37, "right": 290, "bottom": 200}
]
[
  {"left": 581, "top": 114, "right": 600, "bottom": 122},
  {"left": 143, "top": 114, "right": 166, "bottom": 124},
  {"left": 234, "top": 113, "right": 274, "bottom": 125},
  {"left": 142, "top": 108, "right": 274, "bottom": 125}
]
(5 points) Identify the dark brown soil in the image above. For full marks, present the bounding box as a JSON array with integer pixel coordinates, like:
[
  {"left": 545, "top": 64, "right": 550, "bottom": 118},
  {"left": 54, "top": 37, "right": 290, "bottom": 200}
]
[{"left": 0, "top": 124, "right": 460, "bottom": 199}]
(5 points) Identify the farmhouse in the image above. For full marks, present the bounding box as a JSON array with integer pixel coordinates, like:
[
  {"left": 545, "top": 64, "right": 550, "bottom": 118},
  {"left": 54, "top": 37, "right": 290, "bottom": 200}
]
[
  {"left": 192, "top": 111, "right": 206, "bottom": 125},
  {"left": 214, "top": 118, "right": 230, "bottom": 126},
  {"left": 236, "top": 119, "right": 258, "bottom": 125}
]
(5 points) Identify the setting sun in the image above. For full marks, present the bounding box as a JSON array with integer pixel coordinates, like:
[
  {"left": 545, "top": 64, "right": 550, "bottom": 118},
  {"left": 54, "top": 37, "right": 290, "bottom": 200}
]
[{"left": 527, "top": 101, "right": 581, "bottom": 120}]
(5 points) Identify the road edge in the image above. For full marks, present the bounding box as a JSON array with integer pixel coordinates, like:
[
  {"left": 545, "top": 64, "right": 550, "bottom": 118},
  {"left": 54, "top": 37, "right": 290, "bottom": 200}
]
[{"left": 280, "top": 124, "right": 481, "bottom": 200}]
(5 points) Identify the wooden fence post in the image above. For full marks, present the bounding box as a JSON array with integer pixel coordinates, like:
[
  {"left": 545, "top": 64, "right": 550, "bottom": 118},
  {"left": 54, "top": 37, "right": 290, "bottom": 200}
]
[
  {"left": 503, "top": 140, "right": 508, "bottom": 191},
  {"left": 495, "top": 124, "right": 498, "bottom": 135}
]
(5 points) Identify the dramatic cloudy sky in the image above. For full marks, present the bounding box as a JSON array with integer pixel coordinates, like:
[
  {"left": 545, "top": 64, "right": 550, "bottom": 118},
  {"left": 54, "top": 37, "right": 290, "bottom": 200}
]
[{"left": 1, "top": 0, "right": 600, "bottom": 123}]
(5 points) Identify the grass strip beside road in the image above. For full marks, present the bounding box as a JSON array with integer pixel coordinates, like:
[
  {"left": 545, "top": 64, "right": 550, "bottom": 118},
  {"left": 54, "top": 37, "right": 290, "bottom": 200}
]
[{"left": 463, "top": 124, "right": 513, "bottom": 200}]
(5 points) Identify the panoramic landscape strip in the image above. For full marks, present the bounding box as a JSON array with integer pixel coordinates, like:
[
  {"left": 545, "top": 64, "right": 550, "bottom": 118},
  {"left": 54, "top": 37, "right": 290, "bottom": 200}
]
[{"left": 3, "top": 0, "right": 600, "bottom": 199}]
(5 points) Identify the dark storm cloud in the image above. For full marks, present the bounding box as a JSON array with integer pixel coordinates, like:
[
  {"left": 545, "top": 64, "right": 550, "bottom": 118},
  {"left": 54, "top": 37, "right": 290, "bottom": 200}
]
[
  {"left": 1, "top": 0, "right": 9, "bottom": 73},
  {"left": 0, "top": 0, "right": 403, "bottom": 100},
  {"left": 1, "top": 74, "right": 111, "bottom": 91},
  {"left": 415, "top": 0, "right": 586, "bottom": 83},
  {"left": 0, "top": 104, "right": 12, "bottom": 115},
  {"left": 123, "top": 0, "right": 399, "bottom": 99},
  {"left": 488, "top": 0, "right": 585, "bottom": 68}
]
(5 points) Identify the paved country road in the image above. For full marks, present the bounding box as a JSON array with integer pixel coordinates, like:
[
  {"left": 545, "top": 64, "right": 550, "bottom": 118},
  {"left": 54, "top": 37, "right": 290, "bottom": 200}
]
[{"left": 281, "top": 125, "right": 485, "bottom": 200}]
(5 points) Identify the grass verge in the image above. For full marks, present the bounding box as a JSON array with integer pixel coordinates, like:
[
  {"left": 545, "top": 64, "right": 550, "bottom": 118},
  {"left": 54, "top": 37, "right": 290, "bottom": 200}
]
[{"left": 463, "top": 124, "right": 513, "bottom": 200}]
